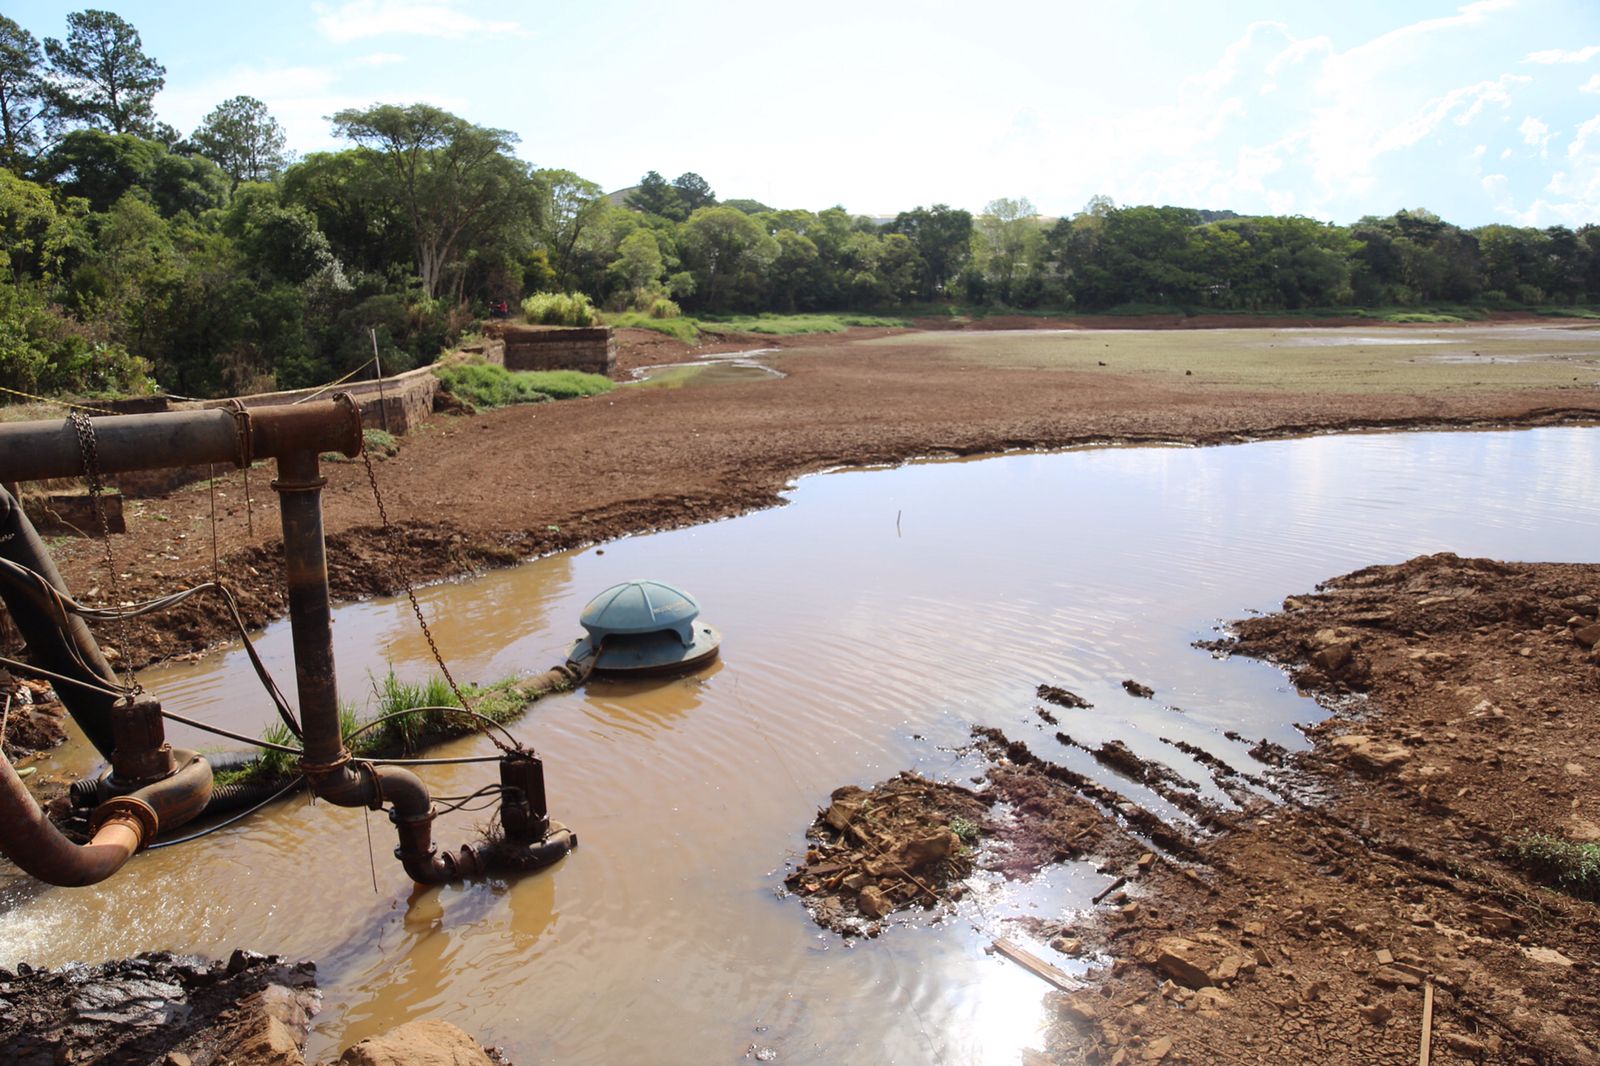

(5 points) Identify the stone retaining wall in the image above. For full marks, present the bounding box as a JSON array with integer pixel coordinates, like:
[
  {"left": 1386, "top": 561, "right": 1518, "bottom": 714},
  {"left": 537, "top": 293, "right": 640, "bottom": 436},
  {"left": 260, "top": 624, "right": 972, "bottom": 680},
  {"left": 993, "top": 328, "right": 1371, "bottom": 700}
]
[{"left": 498, "top": 325, "right": 615, "bottom": 375}]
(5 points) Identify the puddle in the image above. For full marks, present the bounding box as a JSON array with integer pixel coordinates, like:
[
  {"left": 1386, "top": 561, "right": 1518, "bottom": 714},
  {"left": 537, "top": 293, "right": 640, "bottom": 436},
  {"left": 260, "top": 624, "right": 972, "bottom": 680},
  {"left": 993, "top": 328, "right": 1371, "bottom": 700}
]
[
  {"left": 629, "top": 348, "right": 784, "bottom": 389},
  {"left": 4, "top": 427, "right": 1600, "bottom": 1063}
]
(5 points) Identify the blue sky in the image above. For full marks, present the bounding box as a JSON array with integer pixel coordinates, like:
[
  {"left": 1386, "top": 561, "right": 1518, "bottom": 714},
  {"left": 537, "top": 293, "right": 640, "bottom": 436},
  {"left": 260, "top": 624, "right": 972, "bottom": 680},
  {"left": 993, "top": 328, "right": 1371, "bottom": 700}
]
[{"left": 11, "top": 0, "right": 1600, "bottom": 226}]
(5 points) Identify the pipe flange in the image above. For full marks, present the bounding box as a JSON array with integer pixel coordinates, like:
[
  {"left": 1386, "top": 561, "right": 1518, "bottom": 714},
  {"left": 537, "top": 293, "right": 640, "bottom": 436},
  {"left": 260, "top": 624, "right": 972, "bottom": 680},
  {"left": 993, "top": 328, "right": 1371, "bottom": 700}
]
[
  {"left": 90, "top": 795, "right": 159, "bottom": 849},
  {"left": 299, "top": 751, "right": 353, "bottom": 780},
  {"left": 226, "top": 399, "right": 253, "bottom": 470}
]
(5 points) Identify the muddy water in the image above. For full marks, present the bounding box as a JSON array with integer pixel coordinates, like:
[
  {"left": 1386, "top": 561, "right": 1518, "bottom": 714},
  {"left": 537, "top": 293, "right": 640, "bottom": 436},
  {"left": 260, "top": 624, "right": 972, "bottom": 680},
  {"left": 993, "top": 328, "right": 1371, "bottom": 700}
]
[{"left": 5, "top": 427, "right": 1600, "bottom": 1064}]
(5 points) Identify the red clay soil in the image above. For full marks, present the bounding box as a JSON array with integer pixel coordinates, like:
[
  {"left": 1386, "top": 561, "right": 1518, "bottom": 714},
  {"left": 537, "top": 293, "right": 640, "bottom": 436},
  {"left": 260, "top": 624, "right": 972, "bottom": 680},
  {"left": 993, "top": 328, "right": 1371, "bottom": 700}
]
[
  {"left": 17, "top": 323, "right": 1600, "bottom": 672},
  {"left": 1024, "top": 554, "right": 1600, "bottom": 1066}
]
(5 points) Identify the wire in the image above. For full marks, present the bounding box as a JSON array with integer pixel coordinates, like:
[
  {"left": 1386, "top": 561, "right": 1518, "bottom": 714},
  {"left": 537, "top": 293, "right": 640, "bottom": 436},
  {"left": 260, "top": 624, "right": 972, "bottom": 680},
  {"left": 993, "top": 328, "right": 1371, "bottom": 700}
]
[
  {"left": 340, "top": 705, "right": 522, "bottom": 751},
  {"left": 364, "top": 754, "right": 505, "bottom": 766},
  {"left": 290, "top": 356, "right": 375, "bottom": 405},
  {"left": 0, "top": 654, "right": 126, "bottom": 698},
  {"left": 146, "top": 779, "right": 306, "bottom": 850},
  {"left": 0, "top": 384, "right": 119, "bottom": 415},
  {"left": 154, "top": 707, "right": 303, "bottom": 754},
  {"left": 0, "top": 559, "right": 302, "bottom": 739}
]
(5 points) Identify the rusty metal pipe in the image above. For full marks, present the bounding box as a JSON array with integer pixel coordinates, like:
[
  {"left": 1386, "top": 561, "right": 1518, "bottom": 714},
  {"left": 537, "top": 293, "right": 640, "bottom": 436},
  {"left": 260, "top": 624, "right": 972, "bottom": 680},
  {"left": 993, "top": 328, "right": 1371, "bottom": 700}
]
[
  {"left": 0, "top": 753, "right": 139, "bottom": 887},
  {"left": 0, "top": 488, "right": 121, "bottom": 756},
  {"left": 0, "top": 397, "right": 363, "bottom": 482}
]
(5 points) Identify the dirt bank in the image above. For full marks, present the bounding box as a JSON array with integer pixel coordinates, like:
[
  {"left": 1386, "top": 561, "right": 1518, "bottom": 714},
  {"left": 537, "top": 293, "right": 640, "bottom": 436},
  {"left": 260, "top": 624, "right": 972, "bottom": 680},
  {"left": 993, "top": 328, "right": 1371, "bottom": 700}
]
[
  {"left": 17, "top": 322, "right": 1600, "bottom": 674},
  {"left": 992, "top": 553, "right": 1600, "bottom": 1065}
]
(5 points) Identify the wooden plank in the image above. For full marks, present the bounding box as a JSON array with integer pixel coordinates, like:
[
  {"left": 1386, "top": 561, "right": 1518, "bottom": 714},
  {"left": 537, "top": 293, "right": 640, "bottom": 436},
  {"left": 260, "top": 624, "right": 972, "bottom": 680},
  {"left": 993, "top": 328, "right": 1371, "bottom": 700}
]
[
  {"left": 992, "top": 938, "right": 1078, "bottom": 991},
  {"left": 1419, "top": 980, "right": 1434, "bottom": 1066}
]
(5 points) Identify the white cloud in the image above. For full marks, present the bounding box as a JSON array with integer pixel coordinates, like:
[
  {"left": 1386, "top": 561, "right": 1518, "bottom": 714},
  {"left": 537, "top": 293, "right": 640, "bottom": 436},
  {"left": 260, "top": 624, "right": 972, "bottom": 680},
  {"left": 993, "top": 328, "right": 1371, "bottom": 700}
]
[
  {"left": 351, "top": 52, "right": 407, "bottom": 66},
  {"left": 1519, "top": 115, "right": 1554, "bottom": 154},
  {"left": 313, "top": 0, "right": 528, "bottom": 43},
  {"left": 1583, "top": 73, "right": 1600, "bottom": 94},
  {"left": 1525, "top": 44, "right": 1600, "bottom": 64},
  {"left": 1491, "top": 116, "right": 1600, "bottom": 224},
  {"left": 1501, "top": 146, "right": 1514, "bottom": 159}
]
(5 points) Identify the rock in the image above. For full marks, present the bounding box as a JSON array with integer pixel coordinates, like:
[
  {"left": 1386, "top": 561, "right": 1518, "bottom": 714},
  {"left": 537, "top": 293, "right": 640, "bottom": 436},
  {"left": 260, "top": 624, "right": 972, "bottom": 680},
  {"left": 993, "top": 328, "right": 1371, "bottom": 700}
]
[
  {"left": 1567, "top": 815, "right": 1600, "bottom": 842},
  {"left": 857, "top": 886, "right": 892, "bottom": 920},
  {"left": 230, "top": 1015, "right": 307, "bottom": 1066},
  {"left": 1522, "top": 945, "right": 1575, "bottom": 967},
  {"left": 1121, "top": 679, "right": 1154, "bottom": 699},
  {"left": 1143, "top": 1035, "right": 1173, "bottom": 1061},
  {"left": 1330, "top": 734, "right": 1412, "bottom": 773},
  {"left": 1567, "top": 762, "right": 1589, "bottom": 777},
  {"left": 1051, "top": 936, "right": 1086, "bottom": 956},
  {"left": 1192, "top": 987, "right": 1231, "bottom": 1012},
  {"left": 1443, "top": 1033, "right": 1487, "bottom": 1055},
  {"left": 1374, "top": 967, "right": 1422, "bottom": 988},
  {"left": 336, "top": 1020, "right": 494, "bottom": 1066},
  {"left": 1358, "top": 1002, "right": 1392, "bottom": 1025},
  {"left": 1574, "top": 623, "right": 1600, "bottom": 649},
  {"left": 1374, "top": 949, "right": 1394, "bottom": 966},
  {"left": 1152, "top": 938, "right": 1213, "bottom": 990},
  {"left": 1310, "top": 641, "right": 1355, "bottom": 673},
  {"left": 896, "top": 828, "right": 959, "bottom": 869},
  {"left": 841, "top": 872, "right": 867, "bottom": 892}
]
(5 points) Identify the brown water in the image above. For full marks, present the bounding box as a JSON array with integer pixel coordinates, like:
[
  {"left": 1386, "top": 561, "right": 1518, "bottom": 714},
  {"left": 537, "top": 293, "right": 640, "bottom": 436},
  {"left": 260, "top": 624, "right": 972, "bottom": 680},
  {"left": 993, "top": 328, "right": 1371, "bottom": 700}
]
[{"left": 5, "top": 427, "right": 1600, "bottom": 1064}]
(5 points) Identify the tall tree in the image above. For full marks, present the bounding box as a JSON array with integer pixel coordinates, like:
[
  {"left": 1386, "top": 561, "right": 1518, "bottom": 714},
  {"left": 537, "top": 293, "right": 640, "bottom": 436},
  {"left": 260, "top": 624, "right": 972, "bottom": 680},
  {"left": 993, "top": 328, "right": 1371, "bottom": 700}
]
[
  {"left": 0, "top": 16, "right": 56, "bottom": 168},
  {"left": 626, "top": 170, "right": 685, "bottom": 221},
  {"left": 330, "top": 103, "right": 531, "bottom": 300},
  {"left": 44, "top": 10, "right": 166, "bottom": 136},
  {"left": 890, "top": 204, "right": 972, "bottom": 299},
  {"left": 193, "top": 95, "right": 288, "bottom": 186},
  {"left": 535, "top": 168, "right": 605, "bottom": 288},
  {"left": 671, "top": 172, "right": 715, "bottom": 214}
]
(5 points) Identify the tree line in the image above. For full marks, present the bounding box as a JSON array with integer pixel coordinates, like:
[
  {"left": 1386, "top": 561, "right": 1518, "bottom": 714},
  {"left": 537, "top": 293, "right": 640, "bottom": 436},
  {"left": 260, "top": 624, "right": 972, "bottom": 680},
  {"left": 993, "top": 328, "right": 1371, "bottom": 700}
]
[{"left": 3, "top": 10, "right": 1599, "bottom": 401}]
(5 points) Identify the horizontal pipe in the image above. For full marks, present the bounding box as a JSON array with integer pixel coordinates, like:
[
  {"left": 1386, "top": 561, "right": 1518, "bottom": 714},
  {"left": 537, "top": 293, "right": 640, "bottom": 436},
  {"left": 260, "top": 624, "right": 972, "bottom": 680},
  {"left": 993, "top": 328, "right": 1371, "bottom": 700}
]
[{"left": 0, "top": 397, "right": 362, "bottom": 483}]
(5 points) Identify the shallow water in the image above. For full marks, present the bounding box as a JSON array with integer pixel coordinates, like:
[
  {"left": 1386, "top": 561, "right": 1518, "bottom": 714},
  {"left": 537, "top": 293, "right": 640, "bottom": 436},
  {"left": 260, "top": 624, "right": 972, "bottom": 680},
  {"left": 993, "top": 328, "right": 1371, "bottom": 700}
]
[
  {"left": 5, "top": 427, "right": 1600, "bottom": 1064},
  {"left": 628, "top": 348, "right": 783, "bottom": 389}
]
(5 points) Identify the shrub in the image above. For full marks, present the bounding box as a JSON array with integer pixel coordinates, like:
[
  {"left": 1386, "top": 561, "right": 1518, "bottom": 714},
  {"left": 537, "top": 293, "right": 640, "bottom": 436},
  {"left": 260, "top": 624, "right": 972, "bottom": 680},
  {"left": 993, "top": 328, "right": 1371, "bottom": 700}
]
[
  {"left": 522, "top": 291, "right": 598, "bottom": 327},
  {"left": 648, "top": 297, "right": 681, "bottom": 319},
  {"left": 1510, "top": 835, "right": 1600, "bottom": 901}
]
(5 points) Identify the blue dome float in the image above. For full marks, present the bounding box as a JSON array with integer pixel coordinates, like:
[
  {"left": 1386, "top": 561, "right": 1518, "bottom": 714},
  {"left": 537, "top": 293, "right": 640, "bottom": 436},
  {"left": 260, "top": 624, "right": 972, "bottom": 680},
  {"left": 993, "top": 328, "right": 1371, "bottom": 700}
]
[{"left": 568, "top": 579, "right": 721, "bottom": 675}]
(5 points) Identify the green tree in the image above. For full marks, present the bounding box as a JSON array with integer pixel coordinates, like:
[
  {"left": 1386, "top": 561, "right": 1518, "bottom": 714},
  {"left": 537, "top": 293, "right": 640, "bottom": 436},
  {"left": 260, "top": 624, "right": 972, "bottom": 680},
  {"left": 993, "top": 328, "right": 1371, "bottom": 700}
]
[
  {"left": 972, "top": 197, "right": 1042, "bottom": 305},
  {"left": 678, "top": 205, "right": 777, "bottom": 311},
  {"left": 330, "top": 103, "right": 533, "bottom": 301},
  {"left": 0, "top": 16, "right": 56, "bottom": 168},
  {"left": 44, "top": 10, "right": 166, "bottom": 136},
  {"left": 193, "top": 95, "right": 288, "bottom": 187},
  {"left": 45, "top": 129, "right": 227, "bottom": 216},
  {"left": 535, "top": 168, "right": 605, "bottom": 289},
  {"left": 608, "top": 227, "right": 663, "bottom": 292},
  {"left": 671, "top": 172, "right": 715, "bottom": 214},
  {"left": 889, "top": 204, "right": 972, "bottom": 299},
  {"left": 626, "top": 170, "right": 685, "bottom": 221}
]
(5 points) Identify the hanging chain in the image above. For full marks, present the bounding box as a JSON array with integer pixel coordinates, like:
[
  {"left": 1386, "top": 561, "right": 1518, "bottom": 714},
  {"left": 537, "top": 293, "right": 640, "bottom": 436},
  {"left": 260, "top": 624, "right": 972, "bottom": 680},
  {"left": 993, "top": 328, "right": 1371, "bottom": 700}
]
[
  {"left": 357, "top": 448, "right": 512, "bottom": 752},
  {"left": 68, "top": 411, "right": 139, "bottom": 693}
]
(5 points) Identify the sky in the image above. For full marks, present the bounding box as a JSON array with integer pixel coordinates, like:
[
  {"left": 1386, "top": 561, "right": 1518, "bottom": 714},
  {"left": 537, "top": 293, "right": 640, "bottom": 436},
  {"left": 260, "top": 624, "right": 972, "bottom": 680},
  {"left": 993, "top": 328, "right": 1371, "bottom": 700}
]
[{"left": 10, "top": 0, "right": 1600, "bottom": 227}]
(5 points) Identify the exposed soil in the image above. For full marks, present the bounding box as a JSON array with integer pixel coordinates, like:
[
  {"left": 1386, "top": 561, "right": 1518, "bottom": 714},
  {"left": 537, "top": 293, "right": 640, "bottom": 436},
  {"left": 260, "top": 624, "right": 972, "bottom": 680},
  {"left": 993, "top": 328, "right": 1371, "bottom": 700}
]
[
  {"left": 12, "top": 321, "right": 1598, "bottom": 675},
  {"left": 1003, "top": 553, "right": 1600, "bottom": 1065},
  {"left": 0, "top": 949, "right": 320, "bottom": 1066}
]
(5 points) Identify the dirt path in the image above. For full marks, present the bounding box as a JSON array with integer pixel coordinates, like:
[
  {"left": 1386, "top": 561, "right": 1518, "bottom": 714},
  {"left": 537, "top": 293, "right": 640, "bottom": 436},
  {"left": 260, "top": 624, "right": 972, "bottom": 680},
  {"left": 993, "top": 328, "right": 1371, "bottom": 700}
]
[{"left": 22, "top": 321, "right": 1600, "bottom": 672}]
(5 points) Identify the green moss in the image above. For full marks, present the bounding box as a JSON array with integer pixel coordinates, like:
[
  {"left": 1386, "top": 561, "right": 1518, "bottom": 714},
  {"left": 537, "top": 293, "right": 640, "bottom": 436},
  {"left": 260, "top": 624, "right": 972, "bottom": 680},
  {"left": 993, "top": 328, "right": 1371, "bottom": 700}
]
[{"left": 434, "top": 362, "right": 613, "bottom": 408}]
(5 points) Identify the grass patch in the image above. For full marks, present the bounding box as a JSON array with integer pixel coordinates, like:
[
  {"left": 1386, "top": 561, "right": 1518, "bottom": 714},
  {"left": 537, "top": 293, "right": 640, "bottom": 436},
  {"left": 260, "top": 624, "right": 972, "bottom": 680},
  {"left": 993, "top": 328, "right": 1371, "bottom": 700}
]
[
  {"left": 1383, "top": 311, "right": 1466, "bottom": 324},
  {"left": 603, "top": 310, "right": 909, "bottom": 342},
  {"left": 522, "top": 291, "right": 598, "bottom": 326},
  {"left": 434, "top": 362, "right": 612, "bottom": 408},
  {"left": 220, "top": 669, "right": 574, "bottom": 790},
  {"left": 1536, "top": 307, "right": 1600, "bottom": 319},
  {"left": 1509, "top": 834, "right": 1600, "bottom": 901}
]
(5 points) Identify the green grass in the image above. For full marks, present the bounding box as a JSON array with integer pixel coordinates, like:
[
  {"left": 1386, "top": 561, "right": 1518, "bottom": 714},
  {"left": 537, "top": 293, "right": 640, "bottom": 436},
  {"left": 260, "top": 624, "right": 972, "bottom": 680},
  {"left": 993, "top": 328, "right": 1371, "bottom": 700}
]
[
  {"left": 434, "top": 362, "right": 613, "bottom": 408},
  {"left": 1509, "top": 834, "right": 1600, "bottom": 901},
  {"left": 1383, "top": 311, "right": 1466, "bottom": 324},
  {"left": 1536, "top": 307, "right": 1600, "bottom": 319},
  {"left": 602, "top": 311, "right": 908, "bottom": 342}
]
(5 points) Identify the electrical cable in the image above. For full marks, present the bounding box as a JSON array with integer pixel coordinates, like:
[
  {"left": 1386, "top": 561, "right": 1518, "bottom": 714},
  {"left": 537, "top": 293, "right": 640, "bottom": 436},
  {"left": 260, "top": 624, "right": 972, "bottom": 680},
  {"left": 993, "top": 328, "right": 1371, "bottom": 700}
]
[
  {"left": 340, "top": 705, "right": 521, "bottom": 750},
  {"left": 153, "top": 707, "right": 303, "bottom": 754},
  {"left": 0, "top": 653, "right": 126, "bottom": 698},
  {"left": 145, "top": 779, "right": 306, "bottom": 850}
]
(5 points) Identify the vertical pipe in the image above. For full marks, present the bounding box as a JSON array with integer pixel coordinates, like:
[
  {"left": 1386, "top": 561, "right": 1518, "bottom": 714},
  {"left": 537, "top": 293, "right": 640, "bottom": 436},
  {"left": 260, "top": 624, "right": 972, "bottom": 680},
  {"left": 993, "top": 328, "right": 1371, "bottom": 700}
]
[
  {"left": 0, "top": 488, "right": 120, "bottom": 756},
  {"left": 270, "top": 451, "right": 343, "bottom": 767}
]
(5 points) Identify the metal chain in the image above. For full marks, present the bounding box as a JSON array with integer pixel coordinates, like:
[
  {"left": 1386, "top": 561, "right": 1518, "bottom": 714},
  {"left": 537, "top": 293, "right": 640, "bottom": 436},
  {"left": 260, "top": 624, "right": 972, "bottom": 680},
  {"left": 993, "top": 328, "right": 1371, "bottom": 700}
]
[
  {"left": 358, "top": 449, "right": 517, "bottom": 752},
  {"left": 68, "top": 411, "right": 139, "bottom": 693}
]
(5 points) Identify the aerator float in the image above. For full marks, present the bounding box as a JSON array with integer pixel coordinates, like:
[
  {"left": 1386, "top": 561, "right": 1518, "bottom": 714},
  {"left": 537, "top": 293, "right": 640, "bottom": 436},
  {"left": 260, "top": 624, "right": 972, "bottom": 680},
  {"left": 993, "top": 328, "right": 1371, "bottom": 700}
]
[{"left": 0, "top": 396, "right": 576, "bottom": 888}]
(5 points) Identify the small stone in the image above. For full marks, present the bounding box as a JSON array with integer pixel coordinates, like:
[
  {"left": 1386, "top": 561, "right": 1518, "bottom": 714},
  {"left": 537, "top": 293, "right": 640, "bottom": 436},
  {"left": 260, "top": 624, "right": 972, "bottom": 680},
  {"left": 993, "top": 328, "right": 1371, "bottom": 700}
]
[
  {"left": 1443, "top": 1033, "right": 1487, "bottom": 1055},
  {"left": 1358, "top": 1002, "right": 1393, "bottom": 1025},
  {"left": 1523, "top": 945, "right": 1575, "bottom": 967},
  {"left": 1152, "top": 937, "right": 1213, "bottom": 990},
  {"left": 1574, "top": 623, "right": 1600, "bottom": 648},
  {"left": 857, "top": 886, "right": 892, "bottom": 919},
  {"left": 1374, "top": 949, "right": 1394, "bottom": 966},
  {"left": 1143, "top": 1035, "right": 1174, "bottom": 1061}
]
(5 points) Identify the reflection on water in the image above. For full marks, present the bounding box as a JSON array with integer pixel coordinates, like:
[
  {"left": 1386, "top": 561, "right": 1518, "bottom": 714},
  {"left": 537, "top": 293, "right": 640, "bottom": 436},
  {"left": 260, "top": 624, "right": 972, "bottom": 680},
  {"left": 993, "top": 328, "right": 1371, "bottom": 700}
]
[{"left": 3, "top": 427, "right": 1600, "bottom": 1064}]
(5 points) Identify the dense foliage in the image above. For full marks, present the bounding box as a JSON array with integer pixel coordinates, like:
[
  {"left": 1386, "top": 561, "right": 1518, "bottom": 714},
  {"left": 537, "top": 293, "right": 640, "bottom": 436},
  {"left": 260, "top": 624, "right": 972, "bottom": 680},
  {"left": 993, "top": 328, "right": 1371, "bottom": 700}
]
[{"left": 3, "top": 9, "right": 1600, "bottom": 403}]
